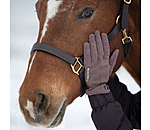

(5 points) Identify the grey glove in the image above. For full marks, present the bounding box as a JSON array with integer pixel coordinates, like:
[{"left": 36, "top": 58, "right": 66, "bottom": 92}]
[{"left": 84, "top": 30, "right": 119, "bottom": 96}]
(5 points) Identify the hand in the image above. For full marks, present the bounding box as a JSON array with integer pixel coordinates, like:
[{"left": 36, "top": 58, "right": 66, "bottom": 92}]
[{"left": 84, "top": 30, "right": 119, "bottom": 96}]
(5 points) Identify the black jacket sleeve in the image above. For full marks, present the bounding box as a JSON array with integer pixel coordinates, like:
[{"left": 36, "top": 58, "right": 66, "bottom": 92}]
[
  {"left": 107, "top": 74, "right": 141, "bottom": 129},
  {"left": 88, "top": 92, "right": 133, "bottom": 130}
]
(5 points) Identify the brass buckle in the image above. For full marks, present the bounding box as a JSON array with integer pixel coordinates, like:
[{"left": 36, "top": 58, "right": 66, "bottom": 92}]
[
  {"left": 122, "top": 29, "right": 132, "bottom": 44},
  {"left": 124, "top": 0, "right": 131, "bottom": 4},
  {"left": 71, "top": 57, "right": 84, "bottom": 75}
]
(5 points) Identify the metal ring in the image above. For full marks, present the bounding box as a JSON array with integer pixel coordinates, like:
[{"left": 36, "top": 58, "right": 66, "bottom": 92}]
[
  {"left": 122, "top": 36, "right": 132, "bottom": 44},
  {"left": 124, "top": 0, "right": 131, "bottom": 4},
  {"left": 116, "top": 15, "right": 120, "bottom": 24},
  {"left": 71, "top": 57, "right": 84, "bottom": 75}
]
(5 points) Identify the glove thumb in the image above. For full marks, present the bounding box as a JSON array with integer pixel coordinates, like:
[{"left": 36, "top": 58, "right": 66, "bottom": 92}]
[{"left": 109, "top": 49, "right": 119, "bottom": 75}]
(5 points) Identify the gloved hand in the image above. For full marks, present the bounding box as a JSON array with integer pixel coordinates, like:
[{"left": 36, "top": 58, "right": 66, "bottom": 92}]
[{"left": 84, "top": 30, "right": 119, "bottom": 96}]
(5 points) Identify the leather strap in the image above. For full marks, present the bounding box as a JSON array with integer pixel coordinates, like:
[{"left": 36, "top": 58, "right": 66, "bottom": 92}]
[
  {"left": 31, "top": 43, "right": 76, "bottom": 65},
  {"left": 124, "top": 39, "right": 131, "bottom": 59},
  {"left": 120, "top": 0, "right": 130, "bottom": 30},
  {"left": 78, "top": 55, "right": 87, "bottom": 96},
  {"left": 108, "top": 0, "right": 130, "bottom": 42},
  {"left": 108, "top": 0, "right": 131, "bottom": 59},
  {"left": 107, "top": 23, "right": 121, "bottom": 42}
]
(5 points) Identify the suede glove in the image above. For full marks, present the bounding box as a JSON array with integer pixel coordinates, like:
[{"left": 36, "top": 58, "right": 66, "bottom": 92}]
[{"left": 84, "top": 30, "right": 119, "bottom": 96}]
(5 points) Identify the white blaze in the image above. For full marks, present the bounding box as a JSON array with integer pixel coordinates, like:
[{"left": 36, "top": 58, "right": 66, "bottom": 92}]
[
  {"left": 39, "top": 0, "right": 62, "bottom": 42},
  {"left": 29, "top": 0, "right": 62, "bottom": 73},
  {"left": 25, "top": 100, "right": 35, "bottom": 119},
  {"left": 29, "top": 51, "right": 37, "bottom": 73}
]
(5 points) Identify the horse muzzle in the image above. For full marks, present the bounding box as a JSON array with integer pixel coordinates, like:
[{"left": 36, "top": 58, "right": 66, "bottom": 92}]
[{"left": 19, "top": 92, "right": 67, "bottom": 128}]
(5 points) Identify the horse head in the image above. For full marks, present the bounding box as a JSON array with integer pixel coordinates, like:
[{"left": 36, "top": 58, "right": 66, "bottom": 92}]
[{"left": 19, "top": 0, "right": 140, "bottom": 127}]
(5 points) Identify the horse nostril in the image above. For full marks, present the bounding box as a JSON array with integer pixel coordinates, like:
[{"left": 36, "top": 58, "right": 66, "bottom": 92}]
[{"left": 36, "top": 93, "right": 48, "bottom": 114}]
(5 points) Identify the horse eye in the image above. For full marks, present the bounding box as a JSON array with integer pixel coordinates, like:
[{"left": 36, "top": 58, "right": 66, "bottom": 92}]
[
  {"left": 84, "top": 10, "right": 94, "bottom": 17},
  {"left": 77, "top": 8, "right": 95, "bottom": 19}
]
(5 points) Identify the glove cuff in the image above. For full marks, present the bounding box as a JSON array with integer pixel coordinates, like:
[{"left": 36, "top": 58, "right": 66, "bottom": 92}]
[{"left": 86, "top": 84, "right": 110, "bottom": 96}]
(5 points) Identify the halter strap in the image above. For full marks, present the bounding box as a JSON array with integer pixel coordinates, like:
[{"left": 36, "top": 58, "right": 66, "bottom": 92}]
[
  {"left": 31, "top": 43, "right": 76, "bottom": 65},
  {"left": 108, "top": 0, "right": 132, "bottom": 58}
]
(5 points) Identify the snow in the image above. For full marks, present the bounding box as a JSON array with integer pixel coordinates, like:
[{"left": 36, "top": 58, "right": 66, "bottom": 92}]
[{"left": 10, "top": 0, "right": 140, "bottom": 129}]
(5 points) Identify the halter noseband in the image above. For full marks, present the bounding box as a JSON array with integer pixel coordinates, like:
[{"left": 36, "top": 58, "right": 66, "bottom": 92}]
[{"left": 30, "top": 0, "right": 132, "bottom": 96}]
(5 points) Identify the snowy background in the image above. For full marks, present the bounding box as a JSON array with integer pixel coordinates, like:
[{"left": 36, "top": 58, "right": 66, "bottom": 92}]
[{"left": 10, "top": 0, "right": 141, "bottom": 130}]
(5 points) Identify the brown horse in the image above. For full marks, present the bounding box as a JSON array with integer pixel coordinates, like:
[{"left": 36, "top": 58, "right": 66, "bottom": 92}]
[{"left": 19, "top": 0, "right": 141, "bottom": 128}]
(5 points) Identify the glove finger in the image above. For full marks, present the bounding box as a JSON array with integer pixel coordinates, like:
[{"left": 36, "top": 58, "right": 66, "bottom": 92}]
[
  {"left": 109, "top": 49, "right": 119, "bottom": 75},
  {"left": 94, "top": 30, "right": 103, "bottom": 60},
  {"left": 101, "top": 33, "right": 110, "bottom": 60},
  {"left": 84, "top": 42, "right": 91, "bottom": 66},
  {"left": 89, "top": 34, "right": 97, "bottom": 63}
]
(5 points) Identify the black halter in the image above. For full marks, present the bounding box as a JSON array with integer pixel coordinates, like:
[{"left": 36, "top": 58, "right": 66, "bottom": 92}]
[
  {"left": 30, "top": 0, "right": 132, "bottom": 96},
  {"left": 108, "top": 0, "right": 132, "bottom": 59}
]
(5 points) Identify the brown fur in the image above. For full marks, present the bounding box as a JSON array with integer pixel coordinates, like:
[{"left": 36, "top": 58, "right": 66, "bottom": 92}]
[{"left": 19, "top": 0, "right": 141, "bottom": 127}]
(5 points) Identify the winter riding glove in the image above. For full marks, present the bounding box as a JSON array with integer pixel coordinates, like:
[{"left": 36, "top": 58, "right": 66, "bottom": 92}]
[{"left": 84, "top": 30, "right": 119, "bottom": 96}]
